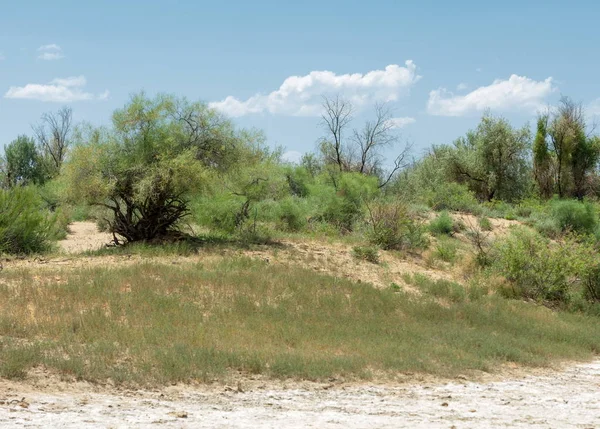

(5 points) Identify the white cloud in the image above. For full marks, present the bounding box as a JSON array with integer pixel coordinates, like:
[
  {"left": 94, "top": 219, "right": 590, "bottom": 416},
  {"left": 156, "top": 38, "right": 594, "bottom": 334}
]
[
  {"left": 38, "top": 44, "right": 61, "bottom": 51},
  {"left": 38, "top": 52, "right": 64, "bottom": 61},
  {"left": 209, "top": 61, "right": 421, "bottom": 117},
  {"left": 427, "top": 74, "right": 555, "bottom": 117},
  {"left": 385, "top": 117, "right": 416, "bottom": 129},
  {"left": 4, "top": 75, "right": 109, "bottom": 102},
  {"left": 38, "top": 44, "right": 64, "bottom": 60},
  {"left": 97, "top": 90, "right": 110, "bottom": 101},
  {"left": 456, "top": 83, "right": 468, "bottom": 91},
  {"left": 282, "top": 151, "right": 303, "bottom": 164},
  {"left": 588, "top": 98, "right": 600, "bottom": 117}
]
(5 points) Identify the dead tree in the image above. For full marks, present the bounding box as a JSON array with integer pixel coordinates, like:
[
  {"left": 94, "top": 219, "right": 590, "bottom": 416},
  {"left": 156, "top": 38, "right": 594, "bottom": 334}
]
[
  {"left": 33, "top": 106, "right": 73, "bottom": 176},
  {"left": 320, "top": 95, "right": 411, "bottom": 187},
  {"left": 320, "top": 95, "right": 353, "bottom": 171}
]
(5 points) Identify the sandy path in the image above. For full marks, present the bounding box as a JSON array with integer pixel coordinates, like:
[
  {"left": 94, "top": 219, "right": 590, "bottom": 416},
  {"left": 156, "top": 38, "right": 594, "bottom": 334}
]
[
  {"left": 1, "top": 361, "right": 598, "bottom": 428},
  {"left": 58, "top": 222, "right": 114, "bottom": 254}
]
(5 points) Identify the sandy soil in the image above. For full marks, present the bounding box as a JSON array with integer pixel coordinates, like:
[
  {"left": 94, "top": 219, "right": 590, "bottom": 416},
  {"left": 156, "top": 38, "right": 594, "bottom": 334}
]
[
  {"left": 11, "top": 222, "right": 459, "bottom": 293},
  {"left": 58, "top": 222, "right": 114, "bottom": 254},
  {"left": 0, "top": 360, "right": 598, "bottom": 428}
]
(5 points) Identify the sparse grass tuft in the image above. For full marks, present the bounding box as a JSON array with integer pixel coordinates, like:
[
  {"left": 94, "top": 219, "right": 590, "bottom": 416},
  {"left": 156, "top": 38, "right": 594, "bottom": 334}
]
[{"left": 352, "top": 245, "right": 380, "bottom": 264}]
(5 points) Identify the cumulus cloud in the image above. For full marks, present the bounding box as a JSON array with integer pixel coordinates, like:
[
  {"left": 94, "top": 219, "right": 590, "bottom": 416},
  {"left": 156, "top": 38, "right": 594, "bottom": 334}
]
[
  {"left": 38, "top": 44, "right": 64, "bottom": 60},
  {"left": 427, "top": 74, "right": 555, "bottom": 117},
  {"left": 4, "top": 75, "right": 109, "bottom": 102},
  {"left": 209, "top": 61, "right": 421, "bottom": 117},
  {"left": 385, "top": 117, "right": 416, "bottom": 129}
]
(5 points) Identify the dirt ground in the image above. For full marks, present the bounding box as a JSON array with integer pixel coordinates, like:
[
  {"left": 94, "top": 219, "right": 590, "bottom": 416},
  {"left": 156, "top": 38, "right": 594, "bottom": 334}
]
[
  {"left": 58, "top": 222, "right": 114, "bottom": 254},
  {"left": 50, "top": 221, "right": 460, "bottom": 293},
  {"left": 0, "top": 360, "right": 598, "bottom": 428}
]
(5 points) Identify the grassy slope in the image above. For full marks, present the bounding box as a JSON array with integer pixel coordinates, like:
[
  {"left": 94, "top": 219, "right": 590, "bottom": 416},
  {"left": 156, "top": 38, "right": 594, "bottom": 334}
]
[{"left": 0, "top": 257, "right": 598, "bottom": 385}]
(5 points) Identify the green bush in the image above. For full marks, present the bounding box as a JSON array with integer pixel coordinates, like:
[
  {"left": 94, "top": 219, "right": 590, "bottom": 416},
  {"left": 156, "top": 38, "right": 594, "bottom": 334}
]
[
  {"left": 424, "top": 182, "right": 478, "bottom": 213},
  {"left": 0, "top": 187, "right": 53, "bottom": 254},
  {"left": 193, "top": 194, "right": 245, "bottom": 234},
  {"left": 429, "top": 211, "right": 454, "bottom": 236},
  {"left": 550, "top": 200, "right": 597, "bottom": 235},
  {"left": 493, "top": 228, "right": 593, "bottom": 303},
  {"left": 352, "top": 246, "right": 380, "bottom": 264},
  {"left": 583, "top": 264, "right": 600, "bottom": 302},
  {"left": 276, "top": 197, "right": 307, "bottom": 232},
  {"left": 366, "top": 201, "right": 428, "bottom": 251},
  {"left": 434, "top": 237, "right": 458, "bottom": 263},
  {"left": 533, "top": 216, "right": 561, "bottom": 238},
  {"left": 315, "top": 172, "right": 378, "bottom": 232},
  {"left": 478, "top": 216, "right": 493, "bottom": 231}
]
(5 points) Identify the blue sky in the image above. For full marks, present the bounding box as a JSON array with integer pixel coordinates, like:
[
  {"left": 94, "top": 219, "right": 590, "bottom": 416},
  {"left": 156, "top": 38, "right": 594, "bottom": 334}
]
[{"left": 1, "top": 0, "right": 599, "bottom": 161}]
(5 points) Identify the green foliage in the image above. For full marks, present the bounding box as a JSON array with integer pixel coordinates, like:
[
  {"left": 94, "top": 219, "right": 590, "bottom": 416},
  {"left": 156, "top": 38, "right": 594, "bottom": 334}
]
[
  {"left": 276, "top": 196, "right": 308, "bottom": 232},
  {"left": 478, "top": 216, "right": 493, "bottom": 231},
  {"left": 493, "top": 228, "right": 595, "bottom": 303},
  {"left": 192, "top": 194, "right": 244, "bottom": 234},
  {"left": 2, "top": 135, "right": 46, "bottom": 187},
  {"left": 285, "top": 166, "right": 311, "bottom": 197},
  {"left": 533, "top": 116, "right": 553, "bottom": 198},
  {"left": 550, "top": 199, "right": 597, "bottom": 235},
  {"left": 0, "top": 187, "right": 53, "bottom": 254},
  {"left": 316, "top": 172, "right": 379, "bottom": 232},
  {"left": 366, "top": 200, "right": 429, "bottom": 251},
  {"left": 433, "top": 237, "right": 458, "bottom": 263},
  {"left": 583, "top": 264, "right": 600, "bottom": 302},
  {"left": 64, "top": 93, "right": 248, "bottom": 242},
  {"left": 429, "top": 211, "right": 454, "bottom": 236},
  {"left": 447, "top": 114, "right": 532, "bottom": 202},
  {"left": 424, "top": 182, "right": 479, "bottom": 212},
  {"left": 352, "top": 245, "right": 380, "bottom": 264}
]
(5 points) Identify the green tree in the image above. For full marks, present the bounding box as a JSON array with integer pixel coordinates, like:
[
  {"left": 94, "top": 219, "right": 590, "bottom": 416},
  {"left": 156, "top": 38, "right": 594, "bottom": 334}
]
[
  {"left": 547, "top": 97, "right": 600, "bottom": 199},
  {"left": 64, "top": 93, "right": 251, "bottom": 243},
  {"left": 533, "top": 115, "right": 553, "bottom": 199},
  {"left": 2, "top": 135, "right": 45, "bottom": 188},
  {"left": 448, "top": 114, "right": 531, "bottom": 202}
]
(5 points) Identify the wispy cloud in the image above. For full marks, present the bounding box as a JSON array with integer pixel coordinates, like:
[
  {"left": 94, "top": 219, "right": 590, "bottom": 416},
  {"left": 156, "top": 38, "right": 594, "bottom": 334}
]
[
  {"left": 4, "top": 75, "right": 109, "bottom": 102},
  {"left": 37, "top": 43, "right": 64, "bottom": 61},
  {"left": 209, "top": 61, "right": 421, "bottom": 117},
  {"left": 282, "top": 151, "right": 303, "bottom": 164},
  {"left": 385, "top": 117, "right": 416, "bottom": 129},
  {"left": 0, "top": 53, "right": 5, "bottom": 61},
  {"left": 427, "top": 75, "right": 555, "bottom": 117}
]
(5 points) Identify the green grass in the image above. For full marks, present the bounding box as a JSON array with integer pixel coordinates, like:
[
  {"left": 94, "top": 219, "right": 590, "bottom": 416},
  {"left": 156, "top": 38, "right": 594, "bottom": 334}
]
[{"left": 0, "top": 258, "right": 598, "bottom": 386}]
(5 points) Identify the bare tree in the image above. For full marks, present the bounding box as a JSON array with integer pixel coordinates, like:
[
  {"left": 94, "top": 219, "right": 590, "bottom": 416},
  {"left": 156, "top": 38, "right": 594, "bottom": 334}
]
[
  {"left": 320, "top": 95, "right": 353, "bottom": 171},
  {"left": 352, "top": 103, "right": 412, "bottom": 187},
  {"left": 33, "top": 106, "right": 73, "bottom": 175},
  {"left": 319, "top": 95, "right": 411, "bottom": 187}
]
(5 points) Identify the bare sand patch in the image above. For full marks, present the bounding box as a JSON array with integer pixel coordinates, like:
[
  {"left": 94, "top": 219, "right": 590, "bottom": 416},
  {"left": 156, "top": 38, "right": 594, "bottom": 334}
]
[{"left": 0, "top": 360, "right": 598, "bottom": 428}]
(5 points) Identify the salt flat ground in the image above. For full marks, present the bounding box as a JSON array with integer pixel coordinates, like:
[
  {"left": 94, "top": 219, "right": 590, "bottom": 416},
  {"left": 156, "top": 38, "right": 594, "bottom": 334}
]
[{"left": 0, "top": 360, "right": 598, "bottom": 428}]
